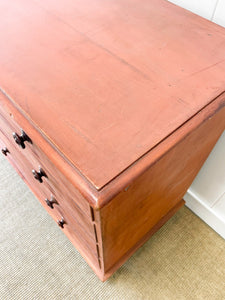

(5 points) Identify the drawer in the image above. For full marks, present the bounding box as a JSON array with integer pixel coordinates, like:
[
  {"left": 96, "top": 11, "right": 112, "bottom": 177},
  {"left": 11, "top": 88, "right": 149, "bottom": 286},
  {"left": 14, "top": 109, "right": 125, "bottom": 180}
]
[
  {"left": 0, "top": 103, "right": 91, "bottom": 217},
  {"left": 0, "top": 106, "right": 91, "bottom": 219},
  {"left": 0, "top": 114, "right": 99, "bottom": 259}
]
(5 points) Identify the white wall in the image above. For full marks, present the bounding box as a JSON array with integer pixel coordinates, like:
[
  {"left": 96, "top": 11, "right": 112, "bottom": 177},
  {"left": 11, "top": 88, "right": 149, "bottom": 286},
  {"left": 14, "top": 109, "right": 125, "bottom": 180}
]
[
  {"left": 168, "top": 0, "right": 225, "bottom": 24},
  {"left": 167, "top": 0, "right": 225, "bottom": 238},
  {"left": 185, "top": 132, "right": 225, "bottom": 239}
]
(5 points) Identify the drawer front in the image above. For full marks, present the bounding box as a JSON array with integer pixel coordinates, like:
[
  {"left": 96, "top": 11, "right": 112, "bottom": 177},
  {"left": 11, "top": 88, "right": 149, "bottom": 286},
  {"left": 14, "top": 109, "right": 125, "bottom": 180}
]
[
  {"left": 0, "top": 111, "right": 99, "bottom": 264},
  {"left": 0, "top": 102, "right": 91, "bottom": 217}
]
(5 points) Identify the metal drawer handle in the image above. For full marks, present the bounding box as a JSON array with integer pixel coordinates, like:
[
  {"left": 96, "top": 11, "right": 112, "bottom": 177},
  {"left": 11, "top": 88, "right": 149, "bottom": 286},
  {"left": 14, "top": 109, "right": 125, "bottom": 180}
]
[
  {"left": 12, "top": 129, "right": 32, "bottom": 149},
  {"left": 57, "top": 217, "right": 65, "bottom": 228},
  {"left": 32, "top": 167, "right": 47, "bottom": 183},
  {"left": 45, "top": 195, "right": 58, "bottom": 209},
  {"left": 1, "top": 147, "right": 9, "bottom": 156}
]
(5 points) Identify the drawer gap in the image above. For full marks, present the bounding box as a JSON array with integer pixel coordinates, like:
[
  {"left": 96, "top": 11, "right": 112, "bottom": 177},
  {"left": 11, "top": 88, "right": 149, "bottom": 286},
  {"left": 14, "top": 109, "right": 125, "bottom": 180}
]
[
  {"left": 90, "top": 206, "right": 95, "bottom": 222},
  {"left": 93, "top": 224, "right": 98, "bottom": 243}
]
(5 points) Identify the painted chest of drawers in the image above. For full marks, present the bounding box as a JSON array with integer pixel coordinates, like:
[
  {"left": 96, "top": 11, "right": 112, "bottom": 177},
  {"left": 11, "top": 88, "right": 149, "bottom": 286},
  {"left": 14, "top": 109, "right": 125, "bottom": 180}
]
[{"left": 0, "top": 0, "right": 225, "bottom": 281}]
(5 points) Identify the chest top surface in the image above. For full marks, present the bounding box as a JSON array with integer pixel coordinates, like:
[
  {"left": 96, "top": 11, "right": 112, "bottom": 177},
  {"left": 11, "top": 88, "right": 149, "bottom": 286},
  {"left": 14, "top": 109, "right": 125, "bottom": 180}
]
[{"left": 0, "top": 0, "right": 225, "bottom": 189}]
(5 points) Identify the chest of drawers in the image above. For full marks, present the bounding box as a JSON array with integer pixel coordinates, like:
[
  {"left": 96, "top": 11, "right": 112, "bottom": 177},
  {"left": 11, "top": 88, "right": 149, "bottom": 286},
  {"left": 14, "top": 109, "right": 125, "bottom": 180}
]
[{"left": 0, "top": 0, "right": 225, "bottom": 281}]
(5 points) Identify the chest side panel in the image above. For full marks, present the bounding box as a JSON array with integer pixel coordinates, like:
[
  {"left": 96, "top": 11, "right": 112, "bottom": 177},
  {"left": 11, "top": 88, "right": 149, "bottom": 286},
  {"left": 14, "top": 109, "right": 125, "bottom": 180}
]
[{"left": 99, "top": 96, "right": 225, "bottom": 275}]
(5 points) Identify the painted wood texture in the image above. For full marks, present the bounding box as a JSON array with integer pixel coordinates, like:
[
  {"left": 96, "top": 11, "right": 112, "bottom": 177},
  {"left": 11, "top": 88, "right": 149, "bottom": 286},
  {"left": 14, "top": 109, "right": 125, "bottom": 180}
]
[
  {"left": 99, "top": 95, "right": 225, "bottom": 278},
  {"left": 1, "top": 92, "right": 225, "bottom": 281},
  {"left": 0, "top": 0, "right": 225, "bottom": 189},
  {"left": 0, "top": 114, "right": 102, "bottom": 276},
  {"left": 1, "top": 0, "right": 225, "bottom": 282},
  {"left": 0, "top": 90, "right": 99, "bottom": 209}
]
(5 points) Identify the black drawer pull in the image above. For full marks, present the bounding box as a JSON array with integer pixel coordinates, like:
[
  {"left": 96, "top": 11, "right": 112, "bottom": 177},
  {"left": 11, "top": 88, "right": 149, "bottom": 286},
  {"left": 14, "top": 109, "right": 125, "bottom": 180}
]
[
  {"left": 1, "top": 147, "right": 9, "bottom": 156},
  {"left": 13, "top": 129, "right": 32, "bottom": 149},
  {"left": 45, "top": 195, "right": 58, "bottom": 209},
  {"left": 32, "top": 167, "right": 47, "bottom": 183},
  {"left": 57, "top": 217, "right": 65, "bottom": 228}
]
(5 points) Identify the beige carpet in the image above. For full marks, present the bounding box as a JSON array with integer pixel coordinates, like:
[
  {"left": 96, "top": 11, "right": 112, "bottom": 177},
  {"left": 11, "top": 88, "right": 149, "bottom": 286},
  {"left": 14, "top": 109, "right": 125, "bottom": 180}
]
[{"left": 0, "top": 155, "right": 225, "bottom": 300}]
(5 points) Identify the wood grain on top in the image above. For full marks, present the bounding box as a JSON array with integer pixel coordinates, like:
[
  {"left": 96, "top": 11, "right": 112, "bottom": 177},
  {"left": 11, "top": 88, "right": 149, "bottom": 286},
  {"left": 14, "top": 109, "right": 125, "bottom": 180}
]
[{"left": 0, "top": 0, "right": 225, "bottom": 189}]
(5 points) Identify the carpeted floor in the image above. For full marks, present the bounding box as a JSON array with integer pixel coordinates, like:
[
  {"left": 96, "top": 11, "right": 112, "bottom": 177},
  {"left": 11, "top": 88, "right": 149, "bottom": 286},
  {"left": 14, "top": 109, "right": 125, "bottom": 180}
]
[{"left": 0, "top": 155, "right": 225, "bottom": 300}]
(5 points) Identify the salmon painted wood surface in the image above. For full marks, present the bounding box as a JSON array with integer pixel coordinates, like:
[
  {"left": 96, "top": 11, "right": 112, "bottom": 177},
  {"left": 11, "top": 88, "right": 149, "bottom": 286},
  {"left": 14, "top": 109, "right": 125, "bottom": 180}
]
[{"left": 0, "top": 0, "right": 225, "bottom": 281}]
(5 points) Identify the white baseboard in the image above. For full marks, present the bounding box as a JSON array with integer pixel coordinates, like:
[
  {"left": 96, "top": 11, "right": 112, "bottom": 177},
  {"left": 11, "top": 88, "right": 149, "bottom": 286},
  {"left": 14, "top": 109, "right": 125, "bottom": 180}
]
[{"left": 184, "top": 189, "right": 225, "bottom": 239}]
